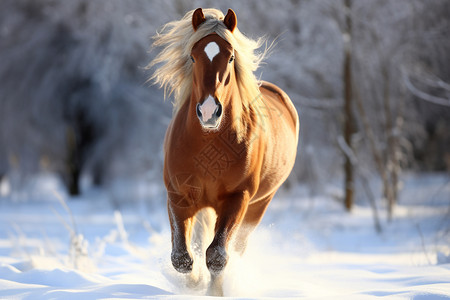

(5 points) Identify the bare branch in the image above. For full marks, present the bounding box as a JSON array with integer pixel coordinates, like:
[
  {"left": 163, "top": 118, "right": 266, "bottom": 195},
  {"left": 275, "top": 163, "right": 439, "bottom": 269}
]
[
  {"left": 402, "top": 70, "right": 450, "bottom": 107},
  {"left": 337, "top": 135, "right": 382, "bottom": 232},
  {"left": 412, "top": 72, "right": 450, "bottom": 92},
  {"left": 337, "top": 135, "right": 357, "bottom": 165}
]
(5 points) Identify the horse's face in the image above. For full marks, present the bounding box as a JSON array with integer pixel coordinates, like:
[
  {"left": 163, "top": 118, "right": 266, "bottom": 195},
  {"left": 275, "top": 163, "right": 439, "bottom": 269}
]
[{"left": 190, "top": 34, "right": 235, "bottom": 130}]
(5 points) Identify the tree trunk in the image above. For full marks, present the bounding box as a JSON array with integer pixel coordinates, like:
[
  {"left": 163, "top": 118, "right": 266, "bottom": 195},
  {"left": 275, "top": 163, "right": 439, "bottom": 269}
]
[
  {"left": 65, "top": 126, "right": 81, "bottom": 196},
  {"left": 343, "top": 0, "right": 354, "bottom": 211}
]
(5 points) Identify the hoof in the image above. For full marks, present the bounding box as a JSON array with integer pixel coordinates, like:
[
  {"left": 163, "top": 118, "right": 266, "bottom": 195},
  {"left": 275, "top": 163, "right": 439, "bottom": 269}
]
[
  {"left": 206, "top": 245, "right": 228, "bottom": 275},
  {"left": 171, "top": 250, "right": 193, "bottom": 273}
]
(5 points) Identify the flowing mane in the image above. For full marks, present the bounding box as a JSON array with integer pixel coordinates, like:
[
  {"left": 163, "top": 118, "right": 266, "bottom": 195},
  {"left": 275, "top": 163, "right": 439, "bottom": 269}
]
[{"left": 148, "top": 8, "right": 268, "bottom": 112}]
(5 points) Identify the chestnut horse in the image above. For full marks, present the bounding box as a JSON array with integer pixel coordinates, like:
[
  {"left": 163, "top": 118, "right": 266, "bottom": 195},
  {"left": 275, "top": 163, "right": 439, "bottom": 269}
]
[{"left": 150, "top": 8, "right": 298, "bottom": 277}]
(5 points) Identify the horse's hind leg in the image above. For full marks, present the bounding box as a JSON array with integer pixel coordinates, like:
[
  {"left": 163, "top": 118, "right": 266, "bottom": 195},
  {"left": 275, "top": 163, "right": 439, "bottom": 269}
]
[
  {"left": 168, "top": 200, "right": 196, "bottom": 273},
  {"left": 233, "top": 193, "right": 274, "bottom": 255}
]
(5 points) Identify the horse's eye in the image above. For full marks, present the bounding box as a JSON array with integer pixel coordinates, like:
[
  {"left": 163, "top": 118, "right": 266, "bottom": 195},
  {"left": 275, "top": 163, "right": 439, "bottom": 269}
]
[
  {"left": 229, "top": 55, "right": 234, "bottom": 63},
  {"left": 190, "top": 55, "right": 195, "bottom": 63}
]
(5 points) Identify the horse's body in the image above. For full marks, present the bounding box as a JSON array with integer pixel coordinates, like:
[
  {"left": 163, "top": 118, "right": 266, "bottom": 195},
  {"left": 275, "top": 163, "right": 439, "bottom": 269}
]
[{"left": 151, "top": 8, "right": 298, "bottom": 277}]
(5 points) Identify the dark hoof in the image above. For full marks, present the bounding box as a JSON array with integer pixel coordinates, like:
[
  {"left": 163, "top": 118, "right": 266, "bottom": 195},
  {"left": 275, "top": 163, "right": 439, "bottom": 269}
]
[
  {"left": 171, "top": 250, "right": 193, "bottom": 273},
  {"left": 206, "top": 245, "right": 228, "bottom": 275}
]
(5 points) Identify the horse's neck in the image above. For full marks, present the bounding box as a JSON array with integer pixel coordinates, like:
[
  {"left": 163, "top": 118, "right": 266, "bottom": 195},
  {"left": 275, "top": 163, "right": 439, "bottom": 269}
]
[
  {"left": 182, "top": 86, "right": 260, "bottom": 143},
  {"left": 226, "top": 88, "right": 260, "bottom": 143}
]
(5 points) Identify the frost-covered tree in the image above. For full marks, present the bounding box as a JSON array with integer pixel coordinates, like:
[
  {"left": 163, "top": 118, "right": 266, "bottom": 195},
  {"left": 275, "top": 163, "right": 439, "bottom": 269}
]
[
  {"left": 0, "top": 0, "right": 448, "bottom": 205},
  {"left": 0, "top": 0, "right": 172, "bottom": 195},
  {"left": 321, "top": 0, "right": 450, "bottom": 217}
]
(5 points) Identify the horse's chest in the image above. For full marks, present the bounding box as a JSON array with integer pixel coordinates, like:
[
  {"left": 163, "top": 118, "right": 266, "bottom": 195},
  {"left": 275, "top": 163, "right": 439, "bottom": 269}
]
[
  {"left": 169, "top": 125, "right": 248, "bottom": 177},
  {"left": 166, "top": 132, "right": 251, "bottom": 204},
  {"left": 190, "top": 138, "right": 248, "bottom": 183}
]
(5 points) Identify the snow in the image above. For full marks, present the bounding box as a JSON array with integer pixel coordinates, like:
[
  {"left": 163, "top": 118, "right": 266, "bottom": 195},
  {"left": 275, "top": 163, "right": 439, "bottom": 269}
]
[{"left": 0, "top": 173, "right": 449, "bottom": 299}]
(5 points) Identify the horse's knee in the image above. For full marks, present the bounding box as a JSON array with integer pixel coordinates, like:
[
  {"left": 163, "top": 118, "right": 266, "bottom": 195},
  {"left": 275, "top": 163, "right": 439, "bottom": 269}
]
[
  {"left": 206, "top": 244, "right": 228, "bottom": 275},
  {"left": 171, "top": 249, "right": 193, "bottom": 273}
]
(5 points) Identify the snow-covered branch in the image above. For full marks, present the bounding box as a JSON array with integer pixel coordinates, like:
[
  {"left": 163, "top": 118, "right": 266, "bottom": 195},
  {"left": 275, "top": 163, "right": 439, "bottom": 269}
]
[{"left": 402, "top": 69, "right": 450, "bottom": 107}]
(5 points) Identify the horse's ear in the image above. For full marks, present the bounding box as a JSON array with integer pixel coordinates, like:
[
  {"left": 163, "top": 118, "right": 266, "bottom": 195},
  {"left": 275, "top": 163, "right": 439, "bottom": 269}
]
[
  {"left": 192, "top": 8, "right": 206, "bottom": 31},
  {"left": 223, "top": 9, "right": 237, "bottom": 32}
]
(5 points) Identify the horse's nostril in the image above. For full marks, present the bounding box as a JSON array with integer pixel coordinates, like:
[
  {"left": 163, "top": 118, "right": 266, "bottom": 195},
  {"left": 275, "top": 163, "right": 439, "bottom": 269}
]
[
  {"left": 215, "top": 103, "right": 222, "bottom": 118},
  {"left": 196, "top": 103, "right": 202, "bottom": 118}
]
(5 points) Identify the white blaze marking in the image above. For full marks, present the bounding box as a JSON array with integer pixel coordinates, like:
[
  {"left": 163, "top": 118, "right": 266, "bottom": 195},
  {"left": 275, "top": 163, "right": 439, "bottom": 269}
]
[
  {"left": 204, "top": 42, "right": 220, "bottom": 62},
  {"left": 199, "top": 95, "right": 217, "bottom": 123}
]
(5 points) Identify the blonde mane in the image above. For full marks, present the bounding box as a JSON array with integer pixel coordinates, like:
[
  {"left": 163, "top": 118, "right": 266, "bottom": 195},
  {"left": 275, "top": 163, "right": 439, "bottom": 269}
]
[{"left": 148, "top": 8, "right": 268, "bottom": 113}]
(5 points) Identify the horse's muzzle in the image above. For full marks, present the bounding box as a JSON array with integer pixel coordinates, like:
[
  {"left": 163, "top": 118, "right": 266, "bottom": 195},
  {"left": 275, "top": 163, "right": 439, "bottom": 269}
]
[{"left": 196, "top": 95, "right": 223, "bottom": 130}]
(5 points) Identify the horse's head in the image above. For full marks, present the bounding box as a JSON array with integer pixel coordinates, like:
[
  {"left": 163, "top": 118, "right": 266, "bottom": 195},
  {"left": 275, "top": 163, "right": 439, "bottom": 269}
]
[{"left": 190, "top": 8, "right": 237, "bottom": 131}]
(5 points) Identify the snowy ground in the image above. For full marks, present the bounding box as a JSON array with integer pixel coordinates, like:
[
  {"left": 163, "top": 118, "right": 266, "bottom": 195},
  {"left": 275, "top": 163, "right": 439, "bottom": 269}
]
[{"left": 0, "top": 173, "right": 449, "bottom": 299}]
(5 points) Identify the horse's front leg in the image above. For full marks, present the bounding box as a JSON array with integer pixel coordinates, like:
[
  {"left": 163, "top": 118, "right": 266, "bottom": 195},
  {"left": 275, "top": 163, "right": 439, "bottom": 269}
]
[
  {"left": 206, "top": 191, "right": 249, "bottom": 274},
  {"left": 168, "top": 199, "right": 196, "bottom": 273}
]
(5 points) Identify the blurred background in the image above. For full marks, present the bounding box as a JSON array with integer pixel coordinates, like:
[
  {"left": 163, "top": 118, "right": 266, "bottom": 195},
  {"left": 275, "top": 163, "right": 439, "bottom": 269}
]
[{"left": 0, "top": 0, "right": 449, "bottom": 216}]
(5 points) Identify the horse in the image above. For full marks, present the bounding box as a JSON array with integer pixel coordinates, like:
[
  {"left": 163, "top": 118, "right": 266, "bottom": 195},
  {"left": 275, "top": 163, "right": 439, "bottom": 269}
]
[{"left": 150, "top": 7, "right": 299, "bottom": 280}]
